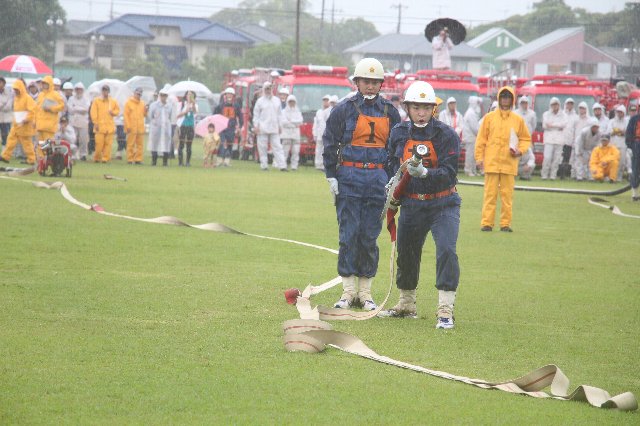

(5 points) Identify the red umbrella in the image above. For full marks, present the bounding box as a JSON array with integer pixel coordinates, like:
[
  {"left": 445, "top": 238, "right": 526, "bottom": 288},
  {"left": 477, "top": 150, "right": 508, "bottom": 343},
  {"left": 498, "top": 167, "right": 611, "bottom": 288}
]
[
  {"left": 195, "top": 114, "right": 229, "bottom": 138},
  {"left": 0, "top": 55, "right": 52, "bottom": 74}
]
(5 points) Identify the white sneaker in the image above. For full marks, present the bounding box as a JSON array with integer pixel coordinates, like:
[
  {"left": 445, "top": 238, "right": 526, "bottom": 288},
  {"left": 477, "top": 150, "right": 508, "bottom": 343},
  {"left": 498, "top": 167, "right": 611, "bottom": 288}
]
[
  {"left": 334, "top": 298, "right": 352, "bottom": 309},
  {"left": 362, "top": 299, "right": 377, "bottom": 311},
  {"left": 378, "top": 306, "right": 417, "bottom": 318},
  {"left": 435, "top": 304, "right": 454, "bottom": 329}
]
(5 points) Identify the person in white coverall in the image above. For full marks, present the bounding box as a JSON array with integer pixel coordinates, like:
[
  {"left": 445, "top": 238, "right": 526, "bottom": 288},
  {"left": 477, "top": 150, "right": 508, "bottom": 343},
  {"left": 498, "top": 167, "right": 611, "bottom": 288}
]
[
  {"left": 280, "top": 95, "right": 303, "bottom": 170},
  {"left": 541, "top": 97, "right": 567, "bottom": 180},
  {"left": 515, "top": 96, "right": 537, "bottom": 136},
  {"left": 432, "top": 29, "right": 454, "bottom": 70},
  {"left": 312, "top": 94, "right": 331, "bottom": 170},
  {"left": 439, "top": 97, "right": 463, "bottom": 139},
  {"left": 607, "top": 104, "right": 630, "bottom": 181},
  {"left": 518, "top": 147, "right": 536, "bottom": 180},
  {"left": 559, "top": 98, "right": 578, "bottom": 178},
  {"left": 575, "top": 117, "right": 601, "bottom": 181},
  {"left": 462, "top": 95, "right": 481, "bottom": 176},
  {"left": 592, "top": 103, "right": 609, "bottom": 128},
  {"left": 253, "top": 81, "right": 286, "bottom": 171}
]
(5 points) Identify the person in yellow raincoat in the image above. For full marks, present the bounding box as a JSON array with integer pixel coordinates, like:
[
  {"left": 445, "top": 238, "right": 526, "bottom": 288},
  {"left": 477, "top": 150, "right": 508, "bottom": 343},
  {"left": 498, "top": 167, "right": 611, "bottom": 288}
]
[
  {"left": 124, "top": 87, "right": 146, "bottom": 164},
  {"left": 35, "top": 75, "right": 65, "bottom": 141},
  {"left": 590, "top": 133, "right": 620, "bottom": 182},
  {"left": 475, "top": 86, "right": 531, "bottom": 232},
  {"left": 90, "top": 85, "right": 120, "bottom": 162},
  {"left": 0, "top": 79, "right": 36, "bottom": 164}
]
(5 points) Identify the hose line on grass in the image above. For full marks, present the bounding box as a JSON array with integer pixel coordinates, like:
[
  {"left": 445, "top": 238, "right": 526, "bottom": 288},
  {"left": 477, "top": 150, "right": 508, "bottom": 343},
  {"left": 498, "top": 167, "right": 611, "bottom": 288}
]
[{"left": 1, "top": 173, "right": 636, "bottom": 412}]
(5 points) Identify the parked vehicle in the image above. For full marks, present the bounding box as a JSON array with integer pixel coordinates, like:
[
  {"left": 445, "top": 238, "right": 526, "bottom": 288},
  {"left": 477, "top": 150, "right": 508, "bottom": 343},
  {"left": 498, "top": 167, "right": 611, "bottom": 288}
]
[{"left": 273, "top": 65, "right": 353, "bottom": 164}]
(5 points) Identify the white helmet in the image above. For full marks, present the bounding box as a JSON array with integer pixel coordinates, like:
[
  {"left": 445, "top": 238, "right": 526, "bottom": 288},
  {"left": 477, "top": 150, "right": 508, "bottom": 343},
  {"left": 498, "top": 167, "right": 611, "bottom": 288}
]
[
  {"left": 62, "top": 82, "right": 73, "bottom": 90},
  {"left": 615, "top": 104, "right": 626, "bottom": 114},
  {"left": 446, "top": 96, "right": 456, "bottom": 105},
  {"left": 74, "top": 82, "right": 85, "bottom": 90},
  {"left": 587, "top": 117, "right": 599, "bottom": 127},
  {"left": 223, "top": 87, "right": 235, "bottom": 95},
  {"left": 403, "top": 81, "right": 436, "bottom": 104},
  {"left": 549, "top": 97, "right": 560, "bottom": 106},
  {"left": 592, "top": 102, "right": 603, "bottom": 111},
  {"left": 329, "top": 95, "right": 339, "bottom": 104},
  {"left": 519, "top": 96, "right": 530, "bottom": 104},
  {"left": 278, "top": 87, "right": 290, "bottom": 95},
  {"left": 353, "top": 57, "right": 384, "bottom": 81}
]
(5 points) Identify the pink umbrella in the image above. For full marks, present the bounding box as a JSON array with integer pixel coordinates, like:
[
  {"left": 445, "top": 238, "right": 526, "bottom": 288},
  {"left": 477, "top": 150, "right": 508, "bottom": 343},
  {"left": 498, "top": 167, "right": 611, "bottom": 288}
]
[
  {"left": 195, "top": 114, "right": 229, "bottom": 138},
  {"left": 0, "top": 55, "right": 52, "bottom": 74}
]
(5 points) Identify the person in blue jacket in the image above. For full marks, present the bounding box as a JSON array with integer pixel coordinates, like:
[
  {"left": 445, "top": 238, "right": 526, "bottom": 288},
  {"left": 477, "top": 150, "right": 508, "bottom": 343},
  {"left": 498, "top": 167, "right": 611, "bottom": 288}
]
[
  {"left": 378, "top": 81, "right": 461, "bottom": 329},
  {"left": 625, "top": 110, "right": 640, "bottom": 201},
  {"left": 323, "top": 57, "right": 401, "bottom": 311}
]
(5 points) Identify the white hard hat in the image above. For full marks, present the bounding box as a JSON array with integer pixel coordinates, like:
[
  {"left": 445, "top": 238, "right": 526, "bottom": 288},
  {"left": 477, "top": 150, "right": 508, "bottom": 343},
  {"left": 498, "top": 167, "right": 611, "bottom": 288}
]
[
  {"left": 286, "top": 94, "right": 297, "bottom": 103},
  {"left": 403, "top": 81, "right": 437, "bottom": 104},
  {"left": 329, "top": 95, "right": 339, "bottom": 103},
  {"left": 223, "top": 87, "right": 235, "bottom": 95},
  {"left": 159, "top": 88, "right": 169, "bottom": 95},
  {"left": 62, "top": 82, "right": 73, "bottom": 90},
  {"left": 519, "top": 96, "right": 530, "bottom": 104},
  {"left": 53, "top": 77, "right": 61, "bottom": 86},
  {"left": 353, "top": 57, "right": 384, "bottom": 81},
  {"left": 322, "top": 94, "right": 330, "bottom": 100},
  {"left": 549, "top": 97, "right": 560, "bottom": 105},
  {"left": 564, "top": 97, "right": 575, "bottom": 105},
  {"left": 278, "top": 87, "right": 290, "bottom": 95},
  {"left": 615, "top": 104, "right": 626, "bottom": 114},
  {"left": 592, "top": 102, "right": 603, "bottom": 110},
  {"left": 578, "top": 101, "right": 588, "bottom": 109},
  {"left": 587, "top": 117, "right": 599, "bottom": 126},
  {"left": 74, "top": 82, "right": 84, "bottom": 90},
  {"left": 263, "top": 81, "right": 272, "bottom": 89},
  {"left": 446, "top": 96, "right": 456, "bottom": 104}
]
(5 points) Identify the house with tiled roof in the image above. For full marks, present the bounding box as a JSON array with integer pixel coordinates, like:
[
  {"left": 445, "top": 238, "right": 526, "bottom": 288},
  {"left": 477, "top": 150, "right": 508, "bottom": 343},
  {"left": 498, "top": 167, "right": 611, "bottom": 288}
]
[
  {"left": 496, "top": 27, "right": 621, "bottom": 79},
  {"left": 344, "top": 33, "right": 490, "bottom": 75},
  {"left": 467, "top": 27, "right": 524, "bottom": 74},
  {"left": 57, "top": 14, "right": 254, "bottom": 72}
]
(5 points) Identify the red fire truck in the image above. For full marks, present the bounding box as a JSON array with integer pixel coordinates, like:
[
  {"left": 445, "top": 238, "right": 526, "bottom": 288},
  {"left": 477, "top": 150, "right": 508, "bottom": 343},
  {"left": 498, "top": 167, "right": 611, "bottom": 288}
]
[
  {"left": 517, "top": 75, "right": 599, "bottom": 165},
  {"left": 273, "top": 65, "right": 353, "bottom": 164},
  {"left": 587, "top": 79, "right": 640, "bottom": 114}
]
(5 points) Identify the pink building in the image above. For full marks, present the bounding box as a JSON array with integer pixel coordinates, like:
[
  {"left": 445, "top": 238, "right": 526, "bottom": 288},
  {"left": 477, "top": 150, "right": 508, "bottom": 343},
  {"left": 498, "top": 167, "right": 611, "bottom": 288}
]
[{"left": 497, "top": 27, "right": 622, "bottom": 79}]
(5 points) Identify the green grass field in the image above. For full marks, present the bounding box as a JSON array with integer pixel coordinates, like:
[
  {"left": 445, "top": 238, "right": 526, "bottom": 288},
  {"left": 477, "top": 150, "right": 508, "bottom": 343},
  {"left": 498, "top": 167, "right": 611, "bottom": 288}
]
[{"left": 1, "top": 145, "right": 639, "bottom": 424}]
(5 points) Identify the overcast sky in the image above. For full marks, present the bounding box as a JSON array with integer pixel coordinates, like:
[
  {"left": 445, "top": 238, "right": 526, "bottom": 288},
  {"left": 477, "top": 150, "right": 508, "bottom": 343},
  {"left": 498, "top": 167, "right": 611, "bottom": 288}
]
[{"left": 59, "top": 0, "right": 629, "bottom": 35}]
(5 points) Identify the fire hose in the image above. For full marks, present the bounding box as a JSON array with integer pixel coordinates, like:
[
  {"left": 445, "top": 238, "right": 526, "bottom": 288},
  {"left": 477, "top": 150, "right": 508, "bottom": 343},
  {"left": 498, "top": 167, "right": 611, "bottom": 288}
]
[{"left": 0, "top": 172, "right": 636, "bottom": 411}]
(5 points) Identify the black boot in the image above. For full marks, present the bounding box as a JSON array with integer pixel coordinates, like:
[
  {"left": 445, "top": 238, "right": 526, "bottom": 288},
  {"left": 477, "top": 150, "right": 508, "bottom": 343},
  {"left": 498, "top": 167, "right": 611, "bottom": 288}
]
[
  {"left": 162, "top": 152, "right": 169, "bottom": 166},
  {"left": 151, "top": 151, "right": 158, "bottom": 166}
]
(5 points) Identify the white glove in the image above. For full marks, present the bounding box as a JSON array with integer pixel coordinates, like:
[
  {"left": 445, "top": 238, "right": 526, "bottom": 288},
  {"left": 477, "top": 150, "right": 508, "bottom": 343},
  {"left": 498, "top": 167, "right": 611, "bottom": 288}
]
[
  {"left": 407, "top": 162, "right": 428, "bottom": 178},
  {"left": 327, "top": 177, "right": 339, "bottom": 196}
]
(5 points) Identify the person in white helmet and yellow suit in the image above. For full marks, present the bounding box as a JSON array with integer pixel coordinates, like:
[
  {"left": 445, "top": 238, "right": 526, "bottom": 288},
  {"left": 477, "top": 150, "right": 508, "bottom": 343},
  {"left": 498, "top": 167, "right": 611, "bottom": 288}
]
[
  {"left": 323, "top": 57, "right": 401, "bottom": 311},
  {"left": 379, "top": 81, "right": 462, "bottom": 329}
]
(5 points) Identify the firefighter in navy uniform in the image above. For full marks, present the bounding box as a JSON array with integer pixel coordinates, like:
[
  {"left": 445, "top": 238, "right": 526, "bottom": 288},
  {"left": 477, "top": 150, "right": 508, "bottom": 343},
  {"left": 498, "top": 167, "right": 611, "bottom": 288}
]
[
  {"left": 214, "top": 87, "right": 243, "bottom": 167},
  {"left": 323, "top": 57, "right": 402, "bottom": 311},
  {"left": 378, "top": 81, "right": 462, "bottom": 329}
]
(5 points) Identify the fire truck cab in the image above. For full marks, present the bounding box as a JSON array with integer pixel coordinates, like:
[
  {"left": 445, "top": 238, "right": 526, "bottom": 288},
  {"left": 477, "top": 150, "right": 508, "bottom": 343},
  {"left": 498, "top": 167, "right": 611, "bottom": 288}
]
[
  {"left": 273, "top": 65, "right": 353, "bottom": 164},
  {"left": 517, "top": 75, "right": 598, "bottom": 166}
]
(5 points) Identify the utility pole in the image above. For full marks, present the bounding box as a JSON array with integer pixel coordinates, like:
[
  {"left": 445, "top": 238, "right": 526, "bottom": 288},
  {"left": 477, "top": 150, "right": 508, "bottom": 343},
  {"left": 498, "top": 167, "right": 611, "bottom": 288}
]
[
  {"left": 391, "top": 3, "right": 407, "bottom": 34},
  {"left": 319, "top": 0, "right": 325, "bottom": 50},
  {"left": 295, "top": 0, "right": 301, "bottom": 64}
]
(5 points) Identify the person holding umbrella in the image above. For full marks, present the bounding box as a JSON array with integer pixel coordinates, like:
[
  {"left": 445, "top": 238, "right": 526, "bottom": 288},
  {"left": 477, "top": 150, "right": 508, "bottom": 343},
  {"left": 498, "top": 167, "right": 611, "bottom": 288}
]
[
  {"left": 432, "top": 28, "right": 454, "bottom": 70},
  {"left": 0, "top": 79, "right": 36, "bottom": 165},
  {"left": 323, "top": 57, "right": 401, "bottom": 311},
  {"left": 214, "top": 87, "right": 242, "bottom": 167}
]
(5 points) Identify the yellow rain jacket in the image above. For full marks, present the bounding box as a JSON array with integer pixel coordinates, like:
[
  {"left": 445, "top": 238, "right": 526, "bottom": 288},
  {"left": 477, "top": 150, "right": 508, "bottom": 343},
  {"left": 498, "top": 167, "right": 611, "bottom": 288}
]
[
  {"left": 11, "top": 79, "right": 35, "bottom": 137},
  {"left": 475, "top": 86, "right": 532, "bottom": 175},
  {"left": 90, "top": 95, "right": 120, "bottom": 134},
  {"left": 35, "top": 75, "right": 65, "bottom": 133},
  {"left": 590, "top": 144, "right": 620, "bottom": 170},
  {"left": 124, "top": 96, "right": 146, "bottom": 134}
]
